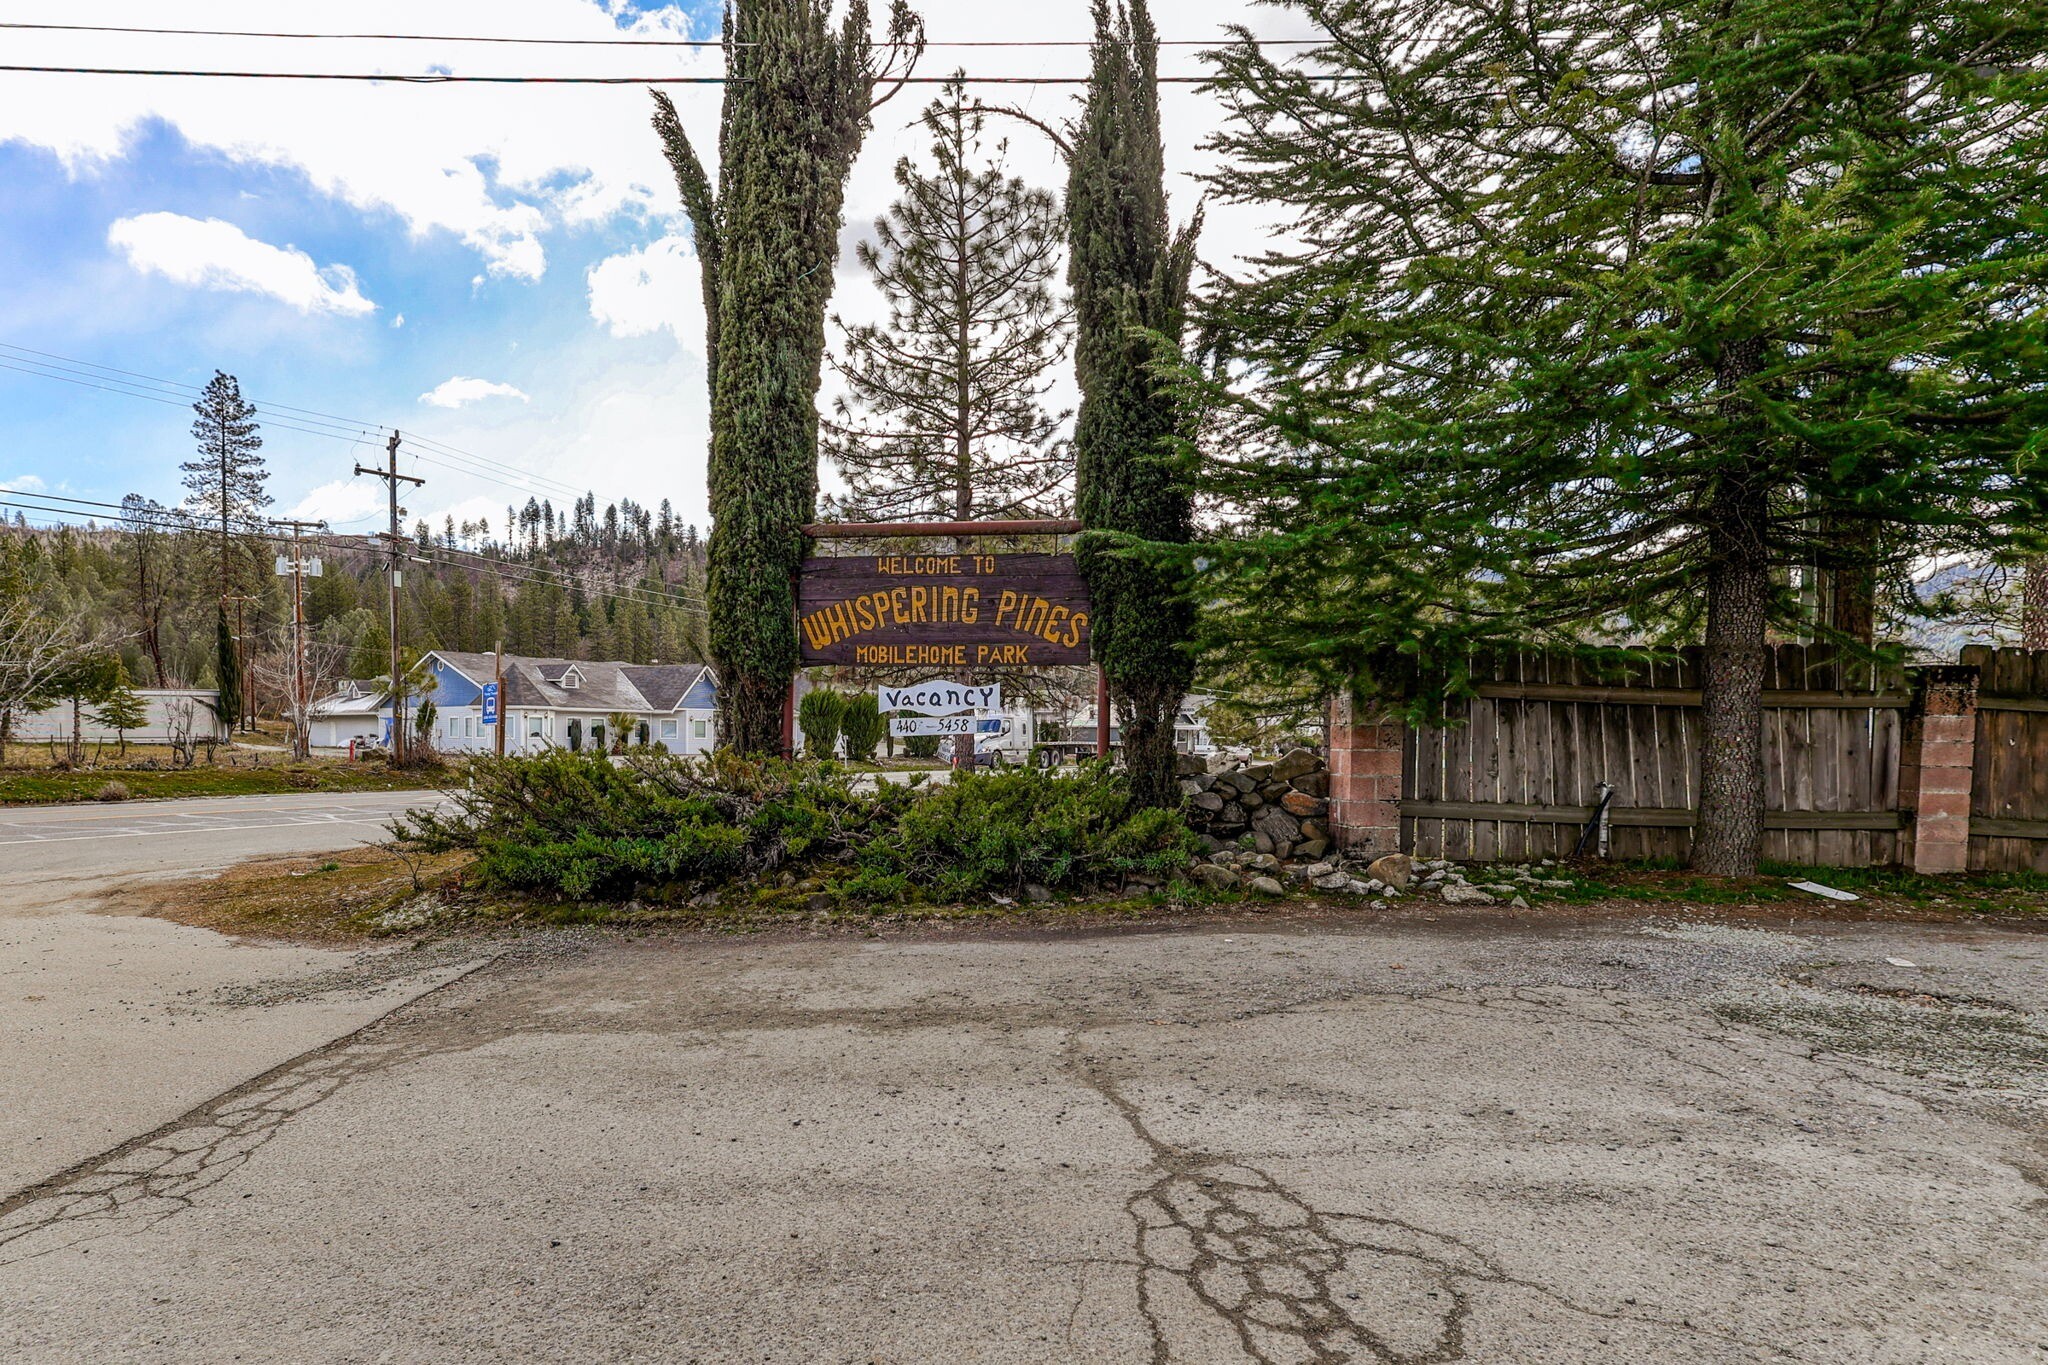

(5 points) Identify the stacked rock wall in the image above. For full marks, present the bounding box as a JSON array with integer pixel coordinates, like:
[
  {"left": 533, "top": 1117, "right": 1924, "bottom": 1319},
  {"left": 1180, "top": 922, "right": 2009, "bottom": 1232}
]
[{"left": 1180, "top": 748, "right": 1334, "bottom": 861}]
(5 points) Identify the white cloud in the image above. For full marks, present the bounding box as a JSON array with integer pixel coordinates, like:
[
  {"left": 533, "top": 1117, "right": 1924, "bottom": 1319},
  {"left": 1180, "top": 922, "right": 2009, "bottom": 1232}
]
[
  {"left": 108, "top": 213, "right": 376, "bottom": 316},
  {"left": 287, "top": 478, "right": 386, "bottom": 528},
  {"left": 1, "top": 474, "right": 48, "bottom": 494},
  {"left": 0, "top": 1, "right": 712, "bottom": 280},
  {"left": 420, "top": 377, "right": 531, "bottom": 408},
  {"left": 587, "top": 235, "right": 703, "bottom": 348}
]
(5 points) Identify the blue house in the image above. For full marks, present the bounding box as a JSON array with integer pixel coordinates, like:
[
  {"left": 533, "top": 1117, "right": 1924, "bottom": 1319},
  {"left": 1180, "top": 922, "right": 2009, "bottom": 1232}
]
[{"left": 310, "top": 651, "right": 718, "bottom": 755}]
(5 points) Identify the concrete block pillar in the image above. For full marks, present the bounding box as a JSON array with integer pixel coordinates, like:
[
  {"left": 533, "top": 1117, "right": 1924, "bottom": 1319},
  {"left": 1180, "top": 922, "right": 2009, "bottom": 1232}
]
[
  {"left": 1327, "top": 693, "right": 1406, "bottom": 858},
  {"left": 1898, "top": 665, "right": 1980, "bottom": 874}
]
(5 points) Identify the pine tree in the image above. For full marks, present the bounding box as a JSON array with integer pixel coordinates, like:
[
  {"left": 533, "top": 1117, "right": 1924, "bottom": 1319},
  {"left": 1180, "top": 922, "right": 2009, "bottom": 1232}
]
[
  {"left": 183, "top": 371, "right": 268, "bottom": 729},
  {"left": 1068, "top": 0, "right": 1202, "bottom": 809},
  {"left": 824, "top": 76, "right": 1071, "bottom": 532},
  {"left": 1193, "top": 0, "right": 2048, "bottom": 875},
  {"left": 89, "top": 660, "right": 148, "bottom": 755},
  {"left": 183, "top": 371, "right": 269, "bottom": 593},
  {"left": 652, "top": 0, "right": 924, "bottom": 755}
]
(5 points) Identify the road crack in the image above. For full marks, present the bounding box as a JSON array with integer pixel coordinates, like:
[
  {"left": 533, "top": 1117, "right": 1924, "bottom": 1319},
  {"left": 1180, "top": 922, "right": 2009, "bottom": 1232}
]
[{"left": 0, "top": 958, "right": 499, "bottom": 1265}]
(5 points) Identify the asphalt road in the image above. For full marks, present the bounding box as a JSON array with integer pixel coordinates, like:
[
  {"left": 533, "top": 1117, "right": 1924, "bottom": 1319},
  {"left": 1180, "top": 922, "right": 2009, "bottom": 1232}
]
[
  {"left": 4, "top": 869, "right": 2048, "bottom": 1361},
  {"left": 0, "top": 792, "right": 443, "bottom": 909},
  {"left": 0, "top": 791, "right": 462, "bottom": 1194}
]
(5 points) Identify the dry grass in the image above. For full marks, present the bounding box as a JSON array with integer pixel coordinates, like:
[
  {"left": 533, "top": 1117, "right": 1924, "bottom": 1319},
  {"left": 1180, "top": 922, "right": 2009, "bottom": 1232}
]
[{"left": 124, "top": 845, "right": 473, "bottom": 944}]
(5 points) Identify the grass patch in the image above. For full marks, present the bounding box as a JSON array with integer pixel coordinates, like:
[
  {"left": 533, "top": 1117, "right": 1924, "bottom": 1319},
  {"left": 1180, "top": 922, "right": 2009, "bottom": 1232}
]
[
  {"left": 124, "top": 845, "right": 474, "bottom": 943},
  {"left": 0, "top": 763, "right": 446, "bottom": 806},
  {"left": 1538, "top": 858, "right": 2048, "bottom": 917}
]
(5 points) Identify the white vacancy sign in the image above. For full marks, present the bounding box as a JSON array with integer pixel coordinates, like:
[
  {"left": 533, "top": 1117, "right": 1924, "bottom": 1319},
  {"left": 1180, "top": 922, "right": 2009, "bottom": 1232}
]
[{"left": 878, "top": 681, "right": 1001, "bottom": 717}]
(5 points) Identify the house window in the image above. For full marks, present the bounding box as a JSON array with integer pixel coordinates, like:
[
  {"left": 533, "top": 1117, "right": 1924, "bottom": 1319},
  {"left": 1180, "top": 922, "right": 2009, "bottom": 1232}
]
[
  {"left": 692, "top": 718, "right": 708, "bottom": 740},
  {"left": 661, "top": 719, "right": 679, "bottom": 740},
  {"left": 527, "top": 713, "right": 545, "bottom": 739},
  {"left": 567, "top": 719, "right": 582, "bottom": 751}
]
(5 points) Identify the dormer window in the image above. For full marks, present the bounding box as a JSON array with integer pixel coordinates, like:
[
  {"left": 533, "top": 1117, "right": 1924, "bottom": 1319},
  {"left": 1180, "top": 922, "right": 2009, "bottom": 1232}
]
[{"left": 561, "top": 668, "right": 581, "bottom": 690}]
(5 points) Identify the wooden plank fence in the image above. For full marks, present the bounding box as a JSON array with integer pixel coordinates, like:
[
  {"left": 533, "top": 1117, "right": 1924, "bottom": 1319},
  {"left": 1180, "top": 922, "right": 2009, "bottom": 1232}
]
[
  {"left": 1962, "top": 646, "right": 2048, "bottom": 874},
  {"left": 1402, "top": 646, "right": 1907, "bottom": 866}
]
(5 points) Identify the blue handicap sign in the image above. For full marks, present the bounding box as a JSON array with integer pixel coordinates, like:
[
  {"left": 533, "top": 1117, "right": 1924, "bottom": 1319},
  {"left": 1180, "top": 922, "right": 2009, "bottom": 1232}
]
[{"left": 481, "top": 682, "right": 499, "bottom": 726}]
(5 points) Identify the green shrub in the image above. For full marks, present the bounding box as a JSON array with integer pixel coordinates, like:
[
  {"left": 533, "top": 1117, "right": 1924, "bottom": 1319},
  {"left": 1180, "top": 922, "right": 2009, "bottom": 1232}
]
[
  {"left": 798, "top": 688, "right": 846, "bottom": 759},
  {"left": 903, "top": 733, "right": 941, "bottom": 759},
  {"left": 839, "top": 693, "right": 885, "bottom": 762},
  {"left": 846, "top": 765, "right": 1201, "bottom": 903},
  {"left": 393, "top": 750, "right": 1198, "bottom": 906}
]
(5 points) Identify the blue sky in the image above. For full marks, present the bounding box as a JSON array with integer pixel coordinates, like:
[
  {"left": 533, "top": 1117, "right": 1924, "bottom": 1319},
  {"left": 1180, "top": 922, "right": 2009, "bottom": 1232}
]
[{"left": 0, "top": 0, "right": 1264, "bottom": 536}]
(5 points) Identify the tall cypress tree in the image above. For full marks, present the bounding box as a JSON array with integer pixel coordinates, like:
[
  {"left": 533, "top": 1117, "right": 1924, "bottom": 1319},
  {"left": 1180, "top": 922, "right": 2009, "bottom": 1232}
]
[
  {"left": 183, "top": 371, "right": 268, "bottom": 729},
  {"left": 651, "top": 1, "right": 923, "bottom": 755},
  {"left": 1193, "top": 0, "right": 2048, "bottom": 875},
  {"left": 1068, "top": 0, "right": 1201, "bottom": 809}
]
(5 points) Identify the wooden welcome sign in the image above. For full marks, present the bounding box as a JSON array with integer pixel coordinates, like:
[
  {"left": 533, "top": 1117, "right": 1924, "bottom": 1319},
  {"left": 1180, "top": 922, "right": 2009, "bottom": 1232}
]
[{"left": 796, "top": 551, "right": 1092, "bottom": 667}]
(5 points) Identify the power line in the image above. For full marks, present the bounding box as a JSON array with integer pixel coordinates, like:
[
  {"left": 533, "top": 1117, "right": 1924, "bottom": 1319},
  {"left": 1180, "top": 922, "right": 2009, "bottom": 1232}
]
[
  {"left": 0, "top": 21, "right": 1333, "bottom": 48},
  {"left": 0, "top": 343, "right": 600, "bottom": 505},
  {"left": 0, "top": 64, "right": 1382, "bottom": 86},
  {"left": 0, "top": 341, "right": 591, "bottom": 499}
]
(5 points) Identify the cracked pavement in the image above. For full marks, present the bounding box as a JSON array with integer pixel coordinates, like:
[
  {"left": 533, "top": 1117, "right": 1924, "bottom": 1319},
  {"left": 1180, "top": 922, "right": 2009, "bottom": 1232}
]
[{"left": 4, "top": 909, "right": 2048, "bottom": 1362}]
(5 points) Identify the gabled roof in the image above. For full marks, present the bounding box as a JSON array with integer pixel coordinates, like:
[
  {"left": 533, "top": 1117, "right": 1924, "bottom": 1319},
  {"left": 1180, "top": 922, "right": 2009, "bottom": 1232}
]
[
  {"left": 421, "top": 650, "right": 715, "bottom": 715},
  {"left": 620, "top": 663, "right": 714, "bottom": 712}
]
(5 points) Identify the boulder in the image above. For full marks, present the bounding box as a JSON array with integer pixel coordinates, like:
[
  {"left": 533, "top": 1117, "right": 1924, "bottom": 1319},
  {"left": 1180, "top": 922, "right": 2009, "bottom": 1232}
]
[
  {"left": 1279, "top": 790, "right": 1328, "bottom": 818},
  {"left": 1024, "top": 883, "right": 1055, "bottom": 903},
  {"left": 1291, "top": 770, "right": 1331, "bottom": 799},
  {"left": 1239, "top": 790, "right": 1266, "bottom": 810},
  {"left": 1365, "top": 853, "right": 1414, "bottom": 890},
  {"left": 1243, "top": 762, "right": 1275, "bottom": 782},
  {"left": 1193, "top": 863, "right": 1240, "bottom": 892},
  {"left": 1253, "top": 831, "right": 1275, "bottom": 855},
  {"left": 1270, "top": 748, "right": 1321, "bottom": 783},
  {"left": 1294, "top": 836, "right": 1330, "bottom": 861},
  {"left": 1218, "top": 770, "right": 1257, "bottom": 794},
  {"left": 1247, "top": 876, "right": 1285, "bottom": 898},
  {"left": 1257, "top": 781, "right": 1293, "bottom": 802},
  {"left": 1440, "top": 882, "right": 1496, "bottom": 906},
  {"left": 1190, "top": 790, "right": 1226, "bottom": 813},
  {"left": 1176, "top": 753, "right": 1209, "bottom": 777},
  {"left": 1243, "top": 853, "right": 1282, "bottom": 874},
  {"left": 1252, "top": 808, "right": 1303, "bottom": 847},
  {"left": 1220, "top": 801, "right": 1247, "bottom": 826},
  {"left": 1298, "top": 820, "right": 1330, "bottom": 843},
  {"left": 1311, "top": 872, "right": 1352, "bottom": 891}
]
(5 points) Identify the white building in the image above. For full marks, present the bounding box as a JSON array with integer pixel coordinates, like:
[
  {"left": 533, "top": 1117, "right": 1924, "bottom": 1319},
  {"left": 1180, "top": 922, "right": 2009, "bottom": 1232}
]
[
  {"left": 308, "top": 651, "right": 719, "bottom": 757},
  {"left": 8, "top": 689, "right": 229, "bottom": 746}
]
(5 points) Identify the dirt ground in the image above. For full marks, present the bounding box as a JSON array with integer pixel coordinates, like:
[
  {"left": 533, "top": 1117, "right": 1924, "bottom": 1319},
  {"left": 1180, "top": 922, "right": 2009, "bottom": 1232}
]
[{"left": 5, "top": 880, "right": 2048, "bottom": 1362}]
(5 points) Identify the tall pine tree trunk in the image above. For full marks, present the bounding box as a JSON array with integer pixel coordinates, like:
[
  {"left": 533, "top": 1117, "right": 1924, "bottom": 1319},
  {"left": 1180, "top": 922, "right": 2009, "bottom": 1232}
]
[
  {"left": 1822, "top": 515, "right": 1876, "bottom": 645},
  {"left": 1694, "top": 338, "right": 1770, "bottom": 876}
]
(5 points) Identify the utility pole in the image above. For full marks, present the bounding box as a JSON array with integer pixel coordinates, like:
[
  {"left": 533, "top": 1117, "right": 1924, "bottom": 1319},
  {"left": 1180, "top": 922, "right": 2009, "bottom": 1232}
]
[
  {"left": 356, "top": 432, "right": 423, "bottom": 763},
  {"left": 220, "top": 593, "right": 258, "bottom": 733},
  {"left": 270, "top": 520, "right": 325, "bottom": 760}
]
